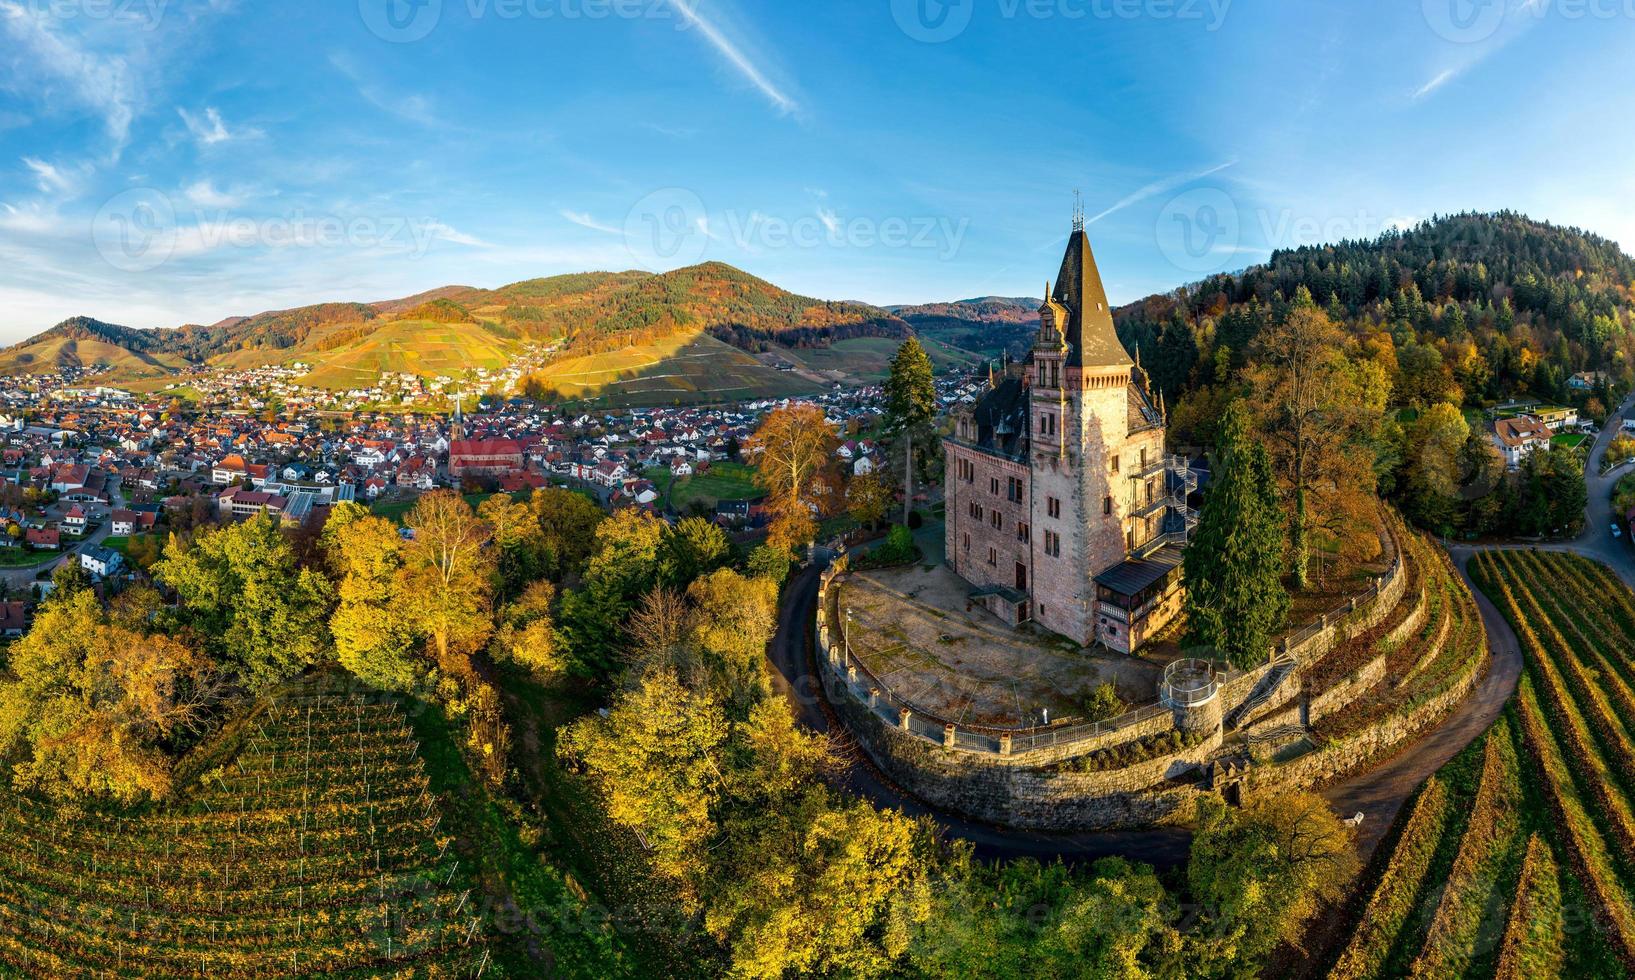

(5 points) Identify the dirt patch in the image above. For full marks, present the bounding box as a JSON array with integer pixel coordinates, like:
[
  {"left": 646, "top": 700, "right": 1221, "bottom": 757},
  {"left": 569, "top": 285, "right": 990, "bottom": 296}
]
[{"left": 835, "top": 563, "right": 1165, "bottom": 728}]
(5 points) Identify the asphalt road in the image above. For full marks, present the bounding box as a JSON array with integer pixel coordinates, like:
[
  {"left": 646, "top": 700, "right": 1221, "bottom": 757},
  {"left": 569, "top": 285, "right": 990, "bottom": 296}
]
[
  {"left": 769, "top": 388, "right": 1635, "bottom": 867},
  {"left": 1, "top": 477, "right": 125, "bottom": 593}
]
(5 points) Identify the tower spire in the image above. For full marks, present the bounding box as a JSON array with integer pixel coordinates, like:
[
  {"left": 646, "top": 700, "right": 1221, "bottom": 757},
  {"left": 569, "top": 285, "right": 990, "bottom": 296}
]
[{"left": 1072, "top": 190, "right": 1084, "bottom": 233}]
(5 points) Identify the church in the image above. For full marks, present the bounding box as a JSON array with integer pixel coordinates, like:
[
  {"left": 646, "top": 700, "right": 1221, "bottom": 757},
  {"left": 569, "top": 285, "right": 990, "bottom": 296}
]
[{"left": 943, "top": 216, "right": 1196, "bottom": 653}]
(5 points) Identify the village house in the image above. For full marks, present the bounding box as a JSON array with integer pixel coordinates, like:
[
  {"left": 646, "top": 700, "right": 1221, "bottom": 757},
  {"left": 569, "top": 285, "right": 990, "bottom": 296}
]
[{"left": 1492, "top": 416, "right": 1554, "bottom": 468}]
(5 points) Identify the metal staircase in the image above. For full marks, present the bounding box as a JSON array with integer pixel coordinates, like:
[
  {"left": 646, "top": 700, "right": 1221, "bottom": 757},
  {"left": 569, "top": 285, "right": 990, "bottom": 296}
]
[{"left": 1226, "top": 656, "right": 1299, "bottom": 731}]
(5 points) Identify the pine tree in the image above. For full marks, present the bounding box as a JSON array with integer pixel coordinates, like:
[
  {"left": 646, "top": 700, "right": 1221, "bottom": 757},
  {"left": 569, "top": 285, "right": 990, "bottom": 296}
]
[
  {"left": 882, "top": 338, "right": 937, "bottom": 524},
  {"left": 1184, "top": 402, "right": 1290, "bottom": 669}
]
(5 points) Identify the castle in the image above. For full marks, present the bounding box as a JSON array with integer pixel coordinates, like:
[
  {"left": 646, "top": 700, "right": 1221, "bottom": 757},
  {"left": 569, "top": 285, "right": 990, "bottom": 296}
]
[{"left": 943, "top": 217, "right": 1196, "bottom": 653}]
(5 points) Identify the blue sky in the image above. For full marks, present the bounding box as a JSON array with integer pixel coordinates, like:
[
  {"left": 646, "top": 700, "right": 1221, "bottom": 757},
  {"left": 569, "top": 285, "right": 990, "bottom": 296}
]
[{"left": 0, "top": 0, "right": 1632, "bottom": 340}]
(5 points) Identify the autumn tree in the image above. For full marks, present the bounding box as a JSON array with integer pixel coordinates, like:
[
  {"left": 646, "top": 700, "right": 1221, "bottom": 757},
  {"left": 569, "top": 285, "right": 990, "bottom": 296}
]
[
  {"left": 155, "top": 513, "right": 332, "bottom": 692},
  {"left": 882, "top": 338, "right": 938, "bottom": 524},
  {"left": 559, "top": 508, "right": 669, "bottom": 675},
  {"left": 846, "top": 470, "right": 893, "bottom": 529},
  {"left": 688, "top": 568, "right": 780, "bottom": 705},
  {"left": 478, "top": 493, "right": 547, "bottom": 600},
  {"left": 528, "top": 486, "right": 606, "bottom": 581},
  {"left": 0, "top": 591, "right": 218, "bottom": 803},
  {"left": 558, "top": 668, "right": 728, "bottom": 905},
  {"left": 402, "top": 491, "right": 495, "bottom": 676},
  {"left": 1188, "top": 791, "right": 1360, "bottom": 969},
  {"left": 490, "top": 580, "right": 564, "bottom": 683},
  {"left": 747, "top": 403, "right": 840, "bottom": 553},
  {"left": 660, "top": 516, "right": 731, "bottom": 587},
  {"left": 1247, "top": 296, "right": 1389, "bottom": 587},
  {"left": 323, "top": 502, "right": 422, "bottom": 692}
]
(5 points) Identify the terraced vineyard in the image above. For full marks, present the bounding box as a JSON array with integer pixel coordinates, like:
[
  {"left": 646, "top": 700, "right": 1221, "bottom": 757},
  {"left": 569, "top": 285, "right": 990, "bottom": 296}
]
[
  {"left": 1323, "top": 549, "right": 1635, "bottom": 977},
  {"left": 0, "top": 691, "right": 488, "bottom": 978}
]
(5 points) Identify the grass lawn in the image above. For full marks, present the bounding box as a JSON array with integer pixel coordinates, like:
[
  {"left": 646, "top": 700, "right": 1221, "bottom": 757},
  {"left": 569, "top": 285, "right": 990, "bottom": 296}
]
[
  {"left": 102, "top": 535, "right": 129, "bottom": 553},
  {"left": 672, "top": 461, "right": 764, "bottom": 511},
  {"left": 1552, "top": 432, "right": 1589, "bottom": 450},
  {"left": 0, "top": 548, "right": 57, "bottom": 568},
  {"left": 371, "top": 491, "right": 503, "bottom": 525}
]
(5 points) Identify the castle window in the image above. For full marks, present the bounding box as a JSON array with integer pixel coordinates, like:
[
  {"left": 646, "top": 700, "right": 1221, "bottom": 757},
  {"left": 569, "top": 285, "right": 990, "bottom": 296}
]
[
  {"left": 1039, "top": 413, "right": 1056, "bottom": 436},
  {"left": 1140, "top": 448, "right": 1149, "bottom": 468},
  {"left": 1017, "top": 522, "right": 1030, "bottom": 543},
  {"left": 963, "top": 533, "right": 970, "bottom": 551},
  {"left": 1047, "top": 497, "right": 1061, "bottom": 519},
  {"left": 1007, "top": 477, "right": 1024, "bottom": 503},
  {"left": 991, "top": 511, "right": 1002, "bottom": 531},
  {"left": 988, "top": 547, "right": 997, "bottom": 567},
  {"left": 1112, "top": 456, "right": 1120, "bottom": 474},
  {"left": 990, "top": 477, "right": 1000, "bottom": 496},
  {"left": 1044, "top": 530, "right": 1061, "bottom": 558},
  {"left": 1103, "top": 495, "right": 1113, "bottom": 515}
]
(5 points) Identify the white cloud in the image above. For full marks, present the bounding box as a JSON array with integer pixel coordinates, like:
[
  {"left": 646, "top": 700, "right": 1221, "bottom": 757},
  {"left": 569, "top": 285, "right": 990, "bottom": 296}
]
[
  {"left": 663, "top": 0, "right": 798, "bottom": 115},
  {"left": 328, "top": 53, "right": 447, "bottom": 129},
  {"left": 178, "top": 106, "right": 261, "bottom": 146},
  {"left": 1086, "top": 160, "right": 1237, "bottom": 226},
  {"left": 182, "top": 179, "right": 245, "bottom": 208},
  {"left": 1412, "top": 68, "right": 1457, "bottom": 101},
  {"left": 816, "top": 207, "right": 839, "bottom": 234},
  {"left": 0, "top": 2, "right": 139, "bottom": 155},
  {"left": 561, "top": 209, "right": 621, "bottom": 235},
  {"left": 426, "top": 222, "right": 489, "bottom": 248},
  {"left": 21, "top": 157, "right": 77, "bottom": 195}
]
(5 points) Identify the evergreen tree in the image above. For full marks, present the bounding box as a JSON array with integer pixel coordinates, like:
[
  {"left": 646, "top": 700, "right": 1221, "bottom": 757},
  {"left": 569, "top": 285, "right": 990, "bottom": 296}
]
[
  {"left": 1184, "top": 402, "right": 1289, "bottom": 669},
  {"left": 882, "top": 338, "right": 937, "bottom": 524}
]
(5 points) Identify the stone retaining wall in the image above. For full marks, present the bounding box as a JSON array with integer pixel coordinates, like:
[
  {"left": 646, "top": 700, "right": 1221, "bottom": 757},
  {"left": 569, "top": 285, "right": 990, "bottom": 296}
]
[
  {"left": 825, "top": 663, "right": 1216, "bottom": 829},
  {"left": 1257, "top": 648, "right": 1488, "bottom": 793}
]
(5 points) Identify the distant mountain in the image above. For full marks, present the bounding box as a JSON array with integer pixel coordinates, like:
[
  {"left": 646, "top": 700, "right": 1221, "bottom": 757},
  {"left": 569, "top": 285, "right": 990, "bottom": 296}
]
[
  {"left": 1112, "top": 210, "right": 1635, "bottom": 438},
  {"left": 0, "top": 317, "right": 193, "bottom": 377},
  {"left": 891, "top": 296, "right": 1038, "bottom": 361},
  {"left": 1, "top": 263, "right": 915, "bottom": 402}
]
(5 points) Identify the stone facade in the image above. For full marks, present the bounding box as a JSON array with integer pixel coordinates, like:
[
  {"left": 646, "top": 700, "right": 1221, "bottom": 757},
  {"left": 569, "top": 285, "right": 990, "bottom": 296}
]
[{"left": 944, "top": 221, "right": 1195, "bottom": 651}]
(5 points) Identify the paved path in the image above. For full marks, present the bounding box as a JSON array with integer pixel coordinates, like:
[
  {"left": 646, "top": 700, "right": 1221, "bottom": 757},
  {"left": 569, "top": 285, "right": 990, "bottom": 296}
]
[
  {"left": 771, "top": 554, "right": 1518, "bottom": 867},
  {"left": 768, "top": 396, "right": 1635, "bottom": 865}
]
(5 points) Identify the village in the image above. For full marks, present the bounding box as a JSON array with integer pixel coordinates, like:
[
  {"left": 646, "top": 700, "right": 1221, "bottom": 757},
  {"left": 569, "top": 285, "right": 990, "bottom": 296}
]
[{"left": 0, "top": 357, "right": 997, "bottom": 638}]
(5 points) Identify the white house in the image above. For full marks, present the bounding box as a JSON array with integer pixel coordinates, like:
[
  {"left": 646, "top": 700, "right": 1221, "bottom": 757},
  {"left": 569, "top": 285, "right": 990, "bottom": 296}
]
[
  {"left": 80, "top": 545, "right": 123, "bottom": 580},
  {"left": 1492, "top": 416, "right": 1553, "bottom": 469}
]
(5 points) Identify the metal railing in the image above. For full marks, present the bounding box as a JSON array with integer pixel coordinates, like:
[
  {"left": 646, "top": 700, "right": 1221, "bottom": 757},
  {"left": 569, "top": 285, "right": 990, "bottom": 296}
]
[{"left": 816, "top": 506, "right": 1408, "bottom": 759}]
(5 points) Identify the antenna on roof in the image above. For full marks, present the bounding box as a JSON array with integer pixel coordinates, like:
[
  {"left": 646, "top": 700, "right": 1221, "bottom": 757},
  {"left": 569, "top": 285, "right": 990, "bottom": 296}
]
[{"left": 1072, "top": 190, "right": 1085, "bottom": 233}]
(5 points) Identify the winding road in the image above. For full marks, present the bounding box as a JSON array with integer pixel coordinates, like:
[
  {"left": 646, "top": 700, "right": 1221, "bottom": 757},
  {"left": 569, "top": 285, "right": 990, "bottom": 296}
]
[{"left": 768, "top": 394, "right": 1635, "bottom": 866}]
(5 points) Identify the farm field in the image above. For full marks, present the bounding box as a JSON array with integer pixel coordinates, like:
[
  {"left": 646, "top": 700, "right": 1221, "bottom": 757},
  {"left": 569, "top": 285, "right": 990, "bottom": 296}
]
[
  {"left": 1323, "top": 549, "right": 1635, "bottom": 977},
  {"left": 532, "top": 332, "right": 820, "bottom": 408},
  {"left": 0, "top": 686, "right": 488, "bottom": 978}
]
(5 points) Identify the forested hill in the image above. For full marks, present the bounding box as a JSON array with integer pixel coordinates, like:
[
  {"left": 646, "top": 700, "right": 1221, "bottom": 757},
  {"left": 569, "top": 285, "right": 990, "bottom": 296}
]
[{"left": 1117, "top": 211, "right": 1635, "bottom": 428}]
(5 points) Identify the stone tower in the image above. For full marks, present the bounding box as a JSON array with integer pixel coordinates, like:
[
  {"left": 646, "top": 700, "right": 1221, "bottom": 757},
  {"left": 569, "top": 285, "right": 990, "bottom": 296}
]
[{"left": 943, "top": 213, "right": 1194, "bottom": 652}]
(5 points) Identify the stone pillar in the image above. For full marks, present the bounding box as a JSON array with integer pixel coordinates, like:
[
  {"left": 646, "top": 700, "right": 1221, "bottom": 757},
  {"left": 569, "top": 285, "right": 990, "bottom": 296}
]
[
  {"left": 847, "top": 665, "right": 858, "bottom": 685},
  {"left": 943, "top": 724, "right": 957, "bottom": 749},
  {"left": 999, "top": 734, "right": 1013, "bottom": 756},
  {"left": 868, "top": 687, "right": 880, "bottom": 708},
  {"left": 898, "top": 708, "right": 913, "bottom": 731}
]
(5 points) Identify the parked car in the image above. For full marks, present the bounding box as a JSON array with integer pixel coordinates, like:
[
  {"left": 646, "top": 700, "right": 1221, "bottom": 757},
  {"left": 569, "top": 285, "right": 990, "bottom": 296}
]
[{"left": 1614, "top": 522, "right": 1624, "bottom": 539}]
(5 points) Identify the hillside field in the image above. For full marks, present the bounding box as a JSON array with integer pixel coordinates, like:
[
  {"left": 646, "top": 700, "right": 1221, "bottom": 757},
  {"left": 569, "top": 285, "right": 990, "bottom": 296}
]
[
  {"left": 0, "top": 335, "right": 191, "bottom": 378},
  {"left": 0, "top": 686, "right": 488, "bottom": 977},
  {"left": 782, "top": 336, "right": 984, "bottom": 381},
  {"left": 529, "top": 332, "right": 820, "bottom": 408},
  {"left": 1324, "top": 550, "right": 1635, "bottom": 977},
  {"left": 296, "top": 319, "right": 516, "bottom": 390}
]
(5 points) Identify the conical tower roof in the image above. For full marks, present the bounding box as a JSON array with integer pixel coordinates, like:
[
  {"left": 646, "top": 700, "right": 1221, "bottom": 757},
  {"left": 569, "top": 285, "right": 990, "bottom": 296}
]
[{"left": 1052, "top": 229, "right": 1133, "bottom": 369}]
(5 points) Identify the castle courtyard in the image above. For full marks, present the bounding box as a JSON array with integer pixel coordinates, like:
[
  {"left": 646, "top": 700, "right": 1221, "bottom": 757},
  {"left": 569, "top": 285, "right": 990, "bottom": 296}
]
[{"left": 834, "top": 560, "right": 1168, "bottom": 729}]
